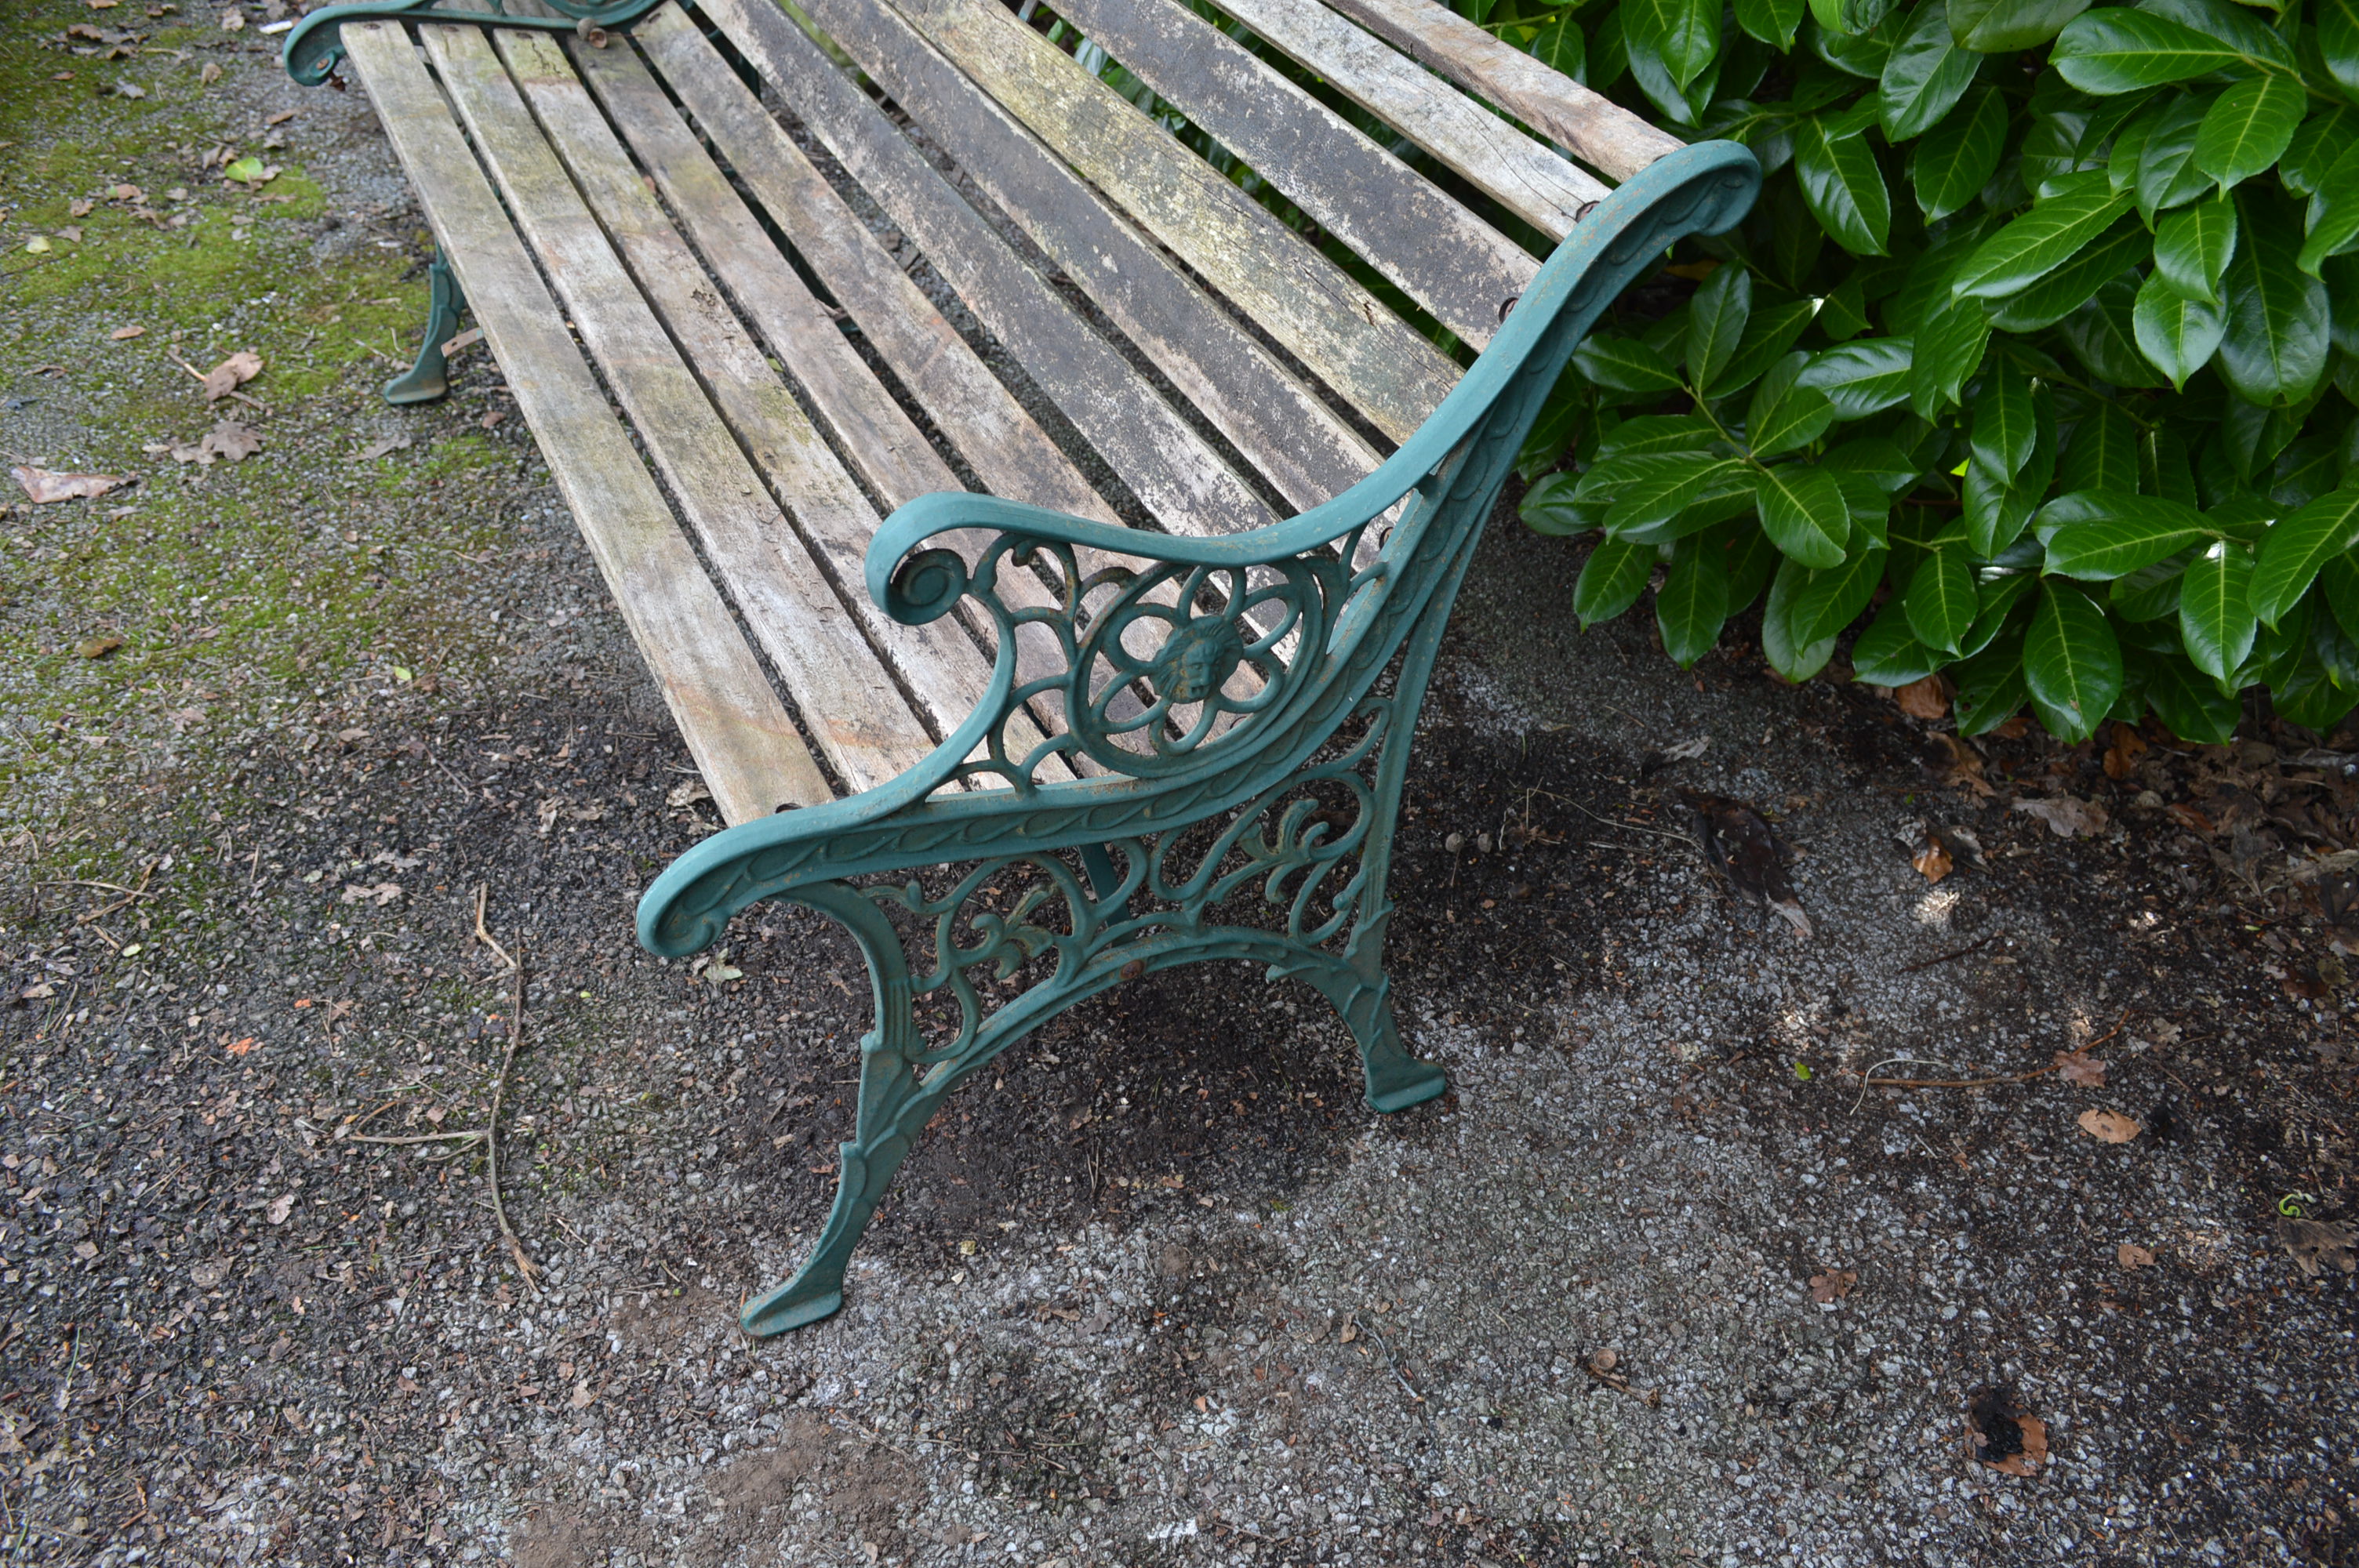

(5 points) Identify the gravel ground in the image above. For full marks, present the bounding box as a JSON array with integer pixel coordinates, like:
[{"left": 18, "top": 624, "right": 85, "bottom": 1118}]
[{"left": 2, "top": 5, "right": 2355, "bottom": 1566}]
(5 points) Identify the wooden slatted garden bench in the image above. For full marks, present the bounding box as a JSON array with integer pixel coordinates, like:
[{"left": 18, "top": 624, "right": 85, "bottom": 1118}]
[{"left": 282, "top": 0, "right": 1757, "bottom": 1334}]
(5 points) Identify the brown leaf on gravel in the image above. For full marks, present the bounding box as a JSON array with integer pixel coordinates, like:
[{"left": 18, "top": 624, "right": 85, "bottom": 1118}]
[
  {"left": 198, "top": 419, "right": 261, "bottom": 463},
  {"left": 201, "top": 349, "right": 263, "bottom": 401},
  {"left": 2103, "top": 723, "right": 2149, "bottom": 781},
  {"left": 2054, "top": 1049, "right": 2107, "bottom": 1087},
  {"left": 1682, "top": 790, "right": 1812, "bottom": 938},
  {"left": 12, "top": 465, "right": 129, "bottom": 503},
  {"left": 199, "top": 60, "right": 221, "bottom": 85},
  {"left": 1928, "top": 732, "right": 1994, "bottom": 797},
  {"left": 2117, "top": 1243, "right": 2156, "bottom": 1269},
  {"left": 1969, "top": 1387, "right": 2047, "bottom": 1475},
  {"left": 2013, "top": 793, "right": 2108, "bottom": 838},
  {"left": 2276, "top": 1216, "right": 2356, "bottom": 1278},
  {"left": 1893, "top": 674, "right": 1950, "bottom": 720},
  {"left": 1808, "top": 1269, "right": 1856, "bottom": 1304},
  {"left": 69, "top": 198, "right": 94, "bottom": 218},
  {"left": 2077, "top": 1108, "right": 2142, "bottom": 1143},
  {"left": 1913, "top": 840, "right": 1952, "bottom": 884},
  {"left": 75, "top": 635, "right": 123, "bottom": 659},
  {"left": 109, "top": 324, "right": 144, "bottom": 340}
]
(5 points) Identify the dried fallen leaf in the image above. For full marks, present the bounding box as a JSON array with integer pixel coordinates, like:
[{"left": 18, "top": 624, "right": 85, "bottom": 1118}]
[
  {"left": 339, "top": 881, "right": 402, "bottom": 906},
  {"left": 1684, "top": 790, "right": 1812, "bottom": 938},
  {"left": 110, "top": 183, "right": 142, "bottom": 202},
  {"left": 2116, "top": 1243, "right": 2155, "bottom": 1269},
  {"left": 190, "top": 1258, "right": 231, "bottom": 1289},
  {"left": 75, "top": 635, "right": 123, "bottom": 659},
  {"left": 109, "top": 324, "right": 145, "bottom": 340},
  {"left": 24, "top": 236, "right": 53, "bottom": 255},
  {"left": 224, "top": 1036, "right": 256, "bottom": 1055},
  {"left": 199, "top": 60, "right": 221, "bottom": 85},
  {"left": 1969, "top": 1388, "right": 2047, "bottom": 1475},
  {"left": 2013, "top": 793, "right": 2108, "bottom": 839},
  {"left": 569, "top": 1381, "right": 595, "bottom": 1410},
  {"left": 357, "top": 434, "right": 412, "bottom": 462},
  {"left": 1587, "top": 1348, "right": 1618, "bottom": 1373},
  {"left": 2275, "top": 1216, "right": 2356, "bottom": 1278},
  {"left": 2077, "top": 1108, "right": 2142, "bottom": 1144},
  {"left": 266, "top": 1193, "right": 295, "bottom": 1225},
  {"left": 220, "top": 4, "right": 243, "bottom": 28},
  {"left": 667, "top": 778, "right": 714, "bottom": 809},
  {"left": 266, "top": 108, "right": 296, "bottom": 126},
  {"left": 12, "top": 465, "right": 130, "bottom": 503},
  {"left": 1928, "top": 732, "right": 1993, "bottom": 798},
  {"left": 1808, "top": 1269, "right": 1857, "bottom": 1304},
  {"left": 1912, "top": 840, "right": 1952, "bottom": 884},
  {"left": 1893, "top": 674, "right": 1950, "bottom": 720},
  {"left": 201, "top": 349, "right": 263, "bottom": 401},
  {"left": 68, "top": 198, "right": 93, "bottom": 217},
  {"left": 2103, "top": 722, "right": 2149, "bottom": 782},
  {"left": 2054, "top": 1049, "right": 2107, "bottom": 1087}
]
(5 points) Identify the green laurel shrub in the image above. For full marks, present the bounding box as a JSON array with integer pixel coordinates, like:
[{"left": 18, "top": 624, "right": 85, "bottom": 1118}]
[{"left": 1494, "top": 0, "right": 2359, "bottom": 742}]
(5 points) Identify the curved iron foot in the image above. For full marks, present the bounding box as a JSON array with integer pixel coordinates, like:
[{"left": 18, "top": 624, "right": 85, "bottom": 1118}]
[{"left": 384, "top": 249, "right": 467, "bottom": 407}]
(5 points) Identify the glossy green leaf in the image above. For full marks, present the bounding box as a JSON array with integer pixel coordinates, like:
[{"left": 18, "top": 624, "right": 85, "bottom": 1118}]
[
  {"left": 1904, "top": 548, "right": 1977, "bottom": 653},
  {"left": 1572, "top": 336, "right": 1683, "bottom": 394},
  {"left": 2218, "top": 194, "right": 2332, "bottom": 406},
  {"left": 1795, "top": 545, "right": 1890, "bottom": 643},
  {"left": 1821, "top": 436, "right": 1925, "bottom": 495},
  {"left": 1687, "top": 265, "right": 1753, "bottom": 393},
  {"left": 1596, "top": 413, "right": 1719, "bottom": 458},
  {"left": 2111, "top": 550, "right": 2191, "bottom": 619},
  {"left": 1882, "top": 0, "right": 1980, "bottom": 141},
  {"left": 1797, "top": 337, "right": 1917, "bottom": 416},
  {"left": 1954, "top": 625, "right": 2031, "bottom": 734},
  {"left": 1657, "top": 534, "right": 1731, "bottom": 666},
  {"left": 2177, "top": 541, "right": 2258, "bottom": 678},
  {"left": 1965, "top": 463, "right": 2037, "bottom": 556},
  {"left": 1737, "top": 0, "right": 1806, "bottom": 48},
  {"left": 1950, "top": 0, "right": 2092, "bottom": 53},
  {"left": 2057, "top": 403, "right": 2140, "bottom": 495},
  {"left": 1720, "top": 518, "right": 1783, "bottom": 612},
  {"left": 2299, "top": 144, "right": 2359, "bottom": 274},
  {"left": 2049, "top": 8, "right": 2244, "bottom": 94},
  {"left": 1747, "top": 352, "right": 1840, "bottom": 456},
  {"left": 1910, "top": 292, "right": 1994, "bottom": 414},
  {"left": 1969, "top": 361, "right": 2036, "bottom": 479},
  {"left": 1950, "top": 175, "right": 2135, "bottom": 299},
  {"left": 2322, "top": 0, "right": 2359, "bottom": 105},
  {"left": 1573, "top": 538, "right": 1656, "bottom": 627},
  {"left": 2137, "top": 90, "right": 2220, "bottom": 219},
  {"left": 2037, "top": 490, "right": 2215, "bottom": 578},
  {"left": 1796, "top": 119, "right": 1892, "bottom": 256},
  {"left": 1910, "top": 87, "right": 2008, "bottom": 223},
  {"left": 2023, "top": 580, "right": 2124, "bottom": 740},
  {"left": 2133, "top": 271, "right": 2228, "bottom": 388},
  {"left": 1756, "top": 463, "right": 1854, "bottom": 567},
  {"left": 1850, "top": 602, "right": 1944, "bottom": 684},
  {"left": 2144, "top": 648, "right": 2242, "bottom": 741},
  {"left": 2323, "top": 551, "right": 2359, "bottom": 641},
  {"left": 1812, "top": 0, "right": 1900, "bottom": 38},
  {"left": 2252, "top": 483, "right": 2359, "bottom": 623},
  {"left": 1528, "top": 13, "right": 1587, "bottom": 79},
  {"left": 1985, "top": 217, "right": 2151, "bottom": 329},
  {"left": 2154, "top": 194, "right": 2238, "bottom": 304},
  {"left": 1518, "top": 471, "right": 1596, "bottom": 536},
  {"left": 2192, "top": 74, "right": 2305, "bottom": 195},
  {"left": 2139, "top": 0, "right": 2293, "bottom": 71},
  {"left": 1710, "top": 296, "right": 1819, "bottom": 394},
  {"left": 1762, "top": 557, "right": 1843, "bottom": 681},
  {"left": 1601, "top": 457, "right": 1756, "bottom": 537},
  {"left": 1627, "top": 0, "right": 1721, "bottom": 89},
  {"left": 2061, "top": 272, "right": 2169, "bottom": 387}
]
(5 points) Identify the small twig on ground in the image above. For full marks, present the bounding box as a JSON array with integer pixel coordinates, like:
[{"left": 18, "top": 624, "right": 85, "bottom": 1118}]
[
  {"left": 349, "top": 1129, "right": 488, "bottom": 1148},
  {"left": 1351, "top": 1313, "right": 1430, "bottom": 1425},
  {"left": 1854, "top": 1065, "right": 2057, "bottom": 1091},
  {"left": 485, "top": 927, "right": 538, "bottom": 1292},
  {"left": 472, "top": 884, "right": 516, "bottom": 972},
  {"left": 1558, "top": 795, "right": 1702, "bottom": 848},
  {"left": 1898, "top": 934, "right": 1995, "bottom": 973}
]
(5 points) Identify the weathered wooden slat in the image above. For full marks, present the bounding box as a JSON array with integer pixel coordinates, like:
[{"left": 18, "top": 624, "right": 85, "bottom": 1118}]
[
  {"left": 485, "top": 27, "right": 1069, "bottom": 782},
  {"left": 1314, "top": 0, "right": 1684, "bottom": 184},
  {"left": 616, "top": 5, "right": 1112, "bottom": 524},
  {"left": 683, "top": 0, "right": 1292, "bottom": 535},
  {"left": 854, "top": 0, "right": 1459, "bottom": 445},
  {"left": 1047, "top": 0, "right": 1534, "bottom": 346},
  {"left": 1206, "top": 0, "right": 1605, "bottom": 236},
  {"left": 419, "top": 23, "right": 942, "bottom": 796},
  {"left": 342, "top": 21, "right": 827, "bottom": 826}
]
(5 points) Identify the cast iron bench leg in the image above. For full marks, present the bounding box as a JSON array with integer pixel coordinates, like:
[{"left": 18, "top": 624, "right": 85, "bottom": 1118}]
[{"left": 384, "top": 249, "right": 467, "bottom": 407}]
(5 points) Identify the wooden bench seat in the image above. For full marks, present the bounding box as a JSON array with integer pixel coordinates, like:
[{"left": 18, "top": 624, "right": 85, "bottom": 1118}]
[{"left": 285, "top": 0, "right": 1757, "bottom": 1334}]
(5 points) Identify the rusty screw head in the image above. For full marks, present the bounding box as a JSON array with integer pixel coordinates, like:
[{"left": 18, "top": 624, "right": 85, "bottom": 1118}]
[{"left": 1120, "top": 958, "right": 1145, "bottom": 982}]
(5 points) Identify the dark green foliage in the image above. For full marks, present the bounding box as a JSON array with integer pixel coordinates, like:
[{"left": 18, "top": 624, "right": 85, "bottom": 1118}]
[{"left": 1485, "top": 0, "right": 2359, "bottom": 740}]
